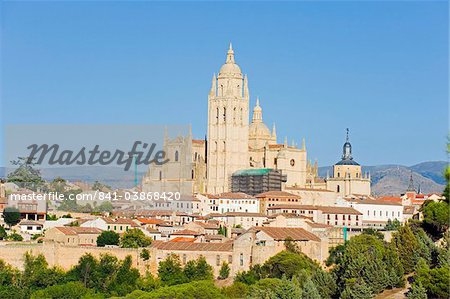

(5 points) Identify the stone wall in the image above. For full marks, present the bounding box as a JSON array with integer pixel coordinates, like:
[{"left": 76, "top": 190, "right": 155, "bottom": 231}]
[{"left": 0, "top": 242, "right": 156, "bottom": 274}]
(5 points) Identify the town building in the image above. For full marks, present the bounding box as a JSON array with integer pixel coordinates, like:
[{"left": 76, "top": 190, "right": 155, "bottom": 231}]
[
  {"left": 325, "top": 129, "right": 371, "bottom": 196},
  {"left": 45, "top": 227, "right": 102, "bottom": 246}
]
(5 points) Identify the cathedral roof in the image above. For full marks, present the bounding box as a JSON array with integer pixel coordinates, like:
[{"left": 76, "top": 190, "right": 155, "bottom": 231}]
[
  {"left": 249, "top": 98, "right": 273, "bottom": 140},
  {"left": 218, "top": 43, "right": 242, "bottom": 76},
  {"left": 335, "top": 129, "right": 360, "bottom": 166}
]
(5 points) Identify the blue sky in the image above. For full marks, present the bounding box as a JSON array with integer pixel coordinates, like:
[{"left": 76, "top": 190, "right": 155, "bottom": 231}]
[{"left": 0, "top": 1, "right": 448, "bottom": 167}]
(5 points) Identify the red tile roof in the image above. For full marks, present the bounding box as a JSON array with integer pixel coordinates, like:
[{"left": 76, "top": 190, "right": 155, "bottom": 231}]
[
  {"left": 254, "top": 227, "right": 321, "bottom": 242},
  {"left": 55, "top": 227, "right": 102, "bottom": 235},
  {"left": 170, "top": 237, "right": 197, "bottom": 242}
]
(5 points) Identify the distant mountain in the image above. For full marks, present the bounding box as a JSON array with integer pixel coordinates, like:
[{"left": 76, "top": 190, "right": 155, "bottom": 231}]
[
  {"left": 0, "top": 166, "right": 146, "bottom": 189},
  {"left": 1, "top": 161, "right": 447, "bottom": 194},
  {"left": 319, "top": 161, "right": 447, "bottom": 196}
]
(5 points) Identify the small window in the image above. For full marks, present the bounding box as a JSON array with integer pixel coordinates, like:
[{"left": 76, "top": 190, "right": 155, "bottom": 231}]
[
  {"left": 216, "top": 255, "right": 220, "bottom": 266},
  {"left": 175, "top": 151, "right": 179, "bottom": 162},
  {"left": 240, "top": 253, "right": 244, "bottom": 266},
  {"left": 290, "top": 159, "right": 295, "bottom": 166}
]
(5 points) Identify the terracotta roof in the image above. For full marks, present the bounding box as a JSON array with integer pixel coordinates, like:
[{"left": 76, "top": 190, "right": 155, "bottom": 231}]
[
  {"left": 19, "top": 220, "right": 43, "bottom": 226},
  {"left": 152, "top": 241, "right": 233, "bottom": 252},
  {"left": 346, "top": 198, "right": 403, "bottom": 206},
  {"left": 170, "top": 237, "right": 197, "bottom": 242},
  {"left": 192, "top": 139, "right": 205, "bottom": 145},
  {"left": 103, "top": 218, "right": 139, "bottom": 227},
  {"left": 318, "top": 206, "right": 362, "bottom": 215},
  {"left": 200, "top": 194, "right": 220, "bottom": 199},
  {"left": 54, "top": 227, "right": 102, "bottom": 235},
  {"left": 255, "top": 191, "right": 300, "bottom": 198},
  {"left": 268, "top": 213, "right": 313, "bottom": 220},
  {"left": 205, "top": 234, "right": 227, "bottom": 240},
  {"left": 219, "top": 192, "right": 255, "bottom": 199},
  {"left": 137, "top": 218, "right": 166, "bottom": 225},
  {"left": 305, "top": 221, "right": 333, "bottom": 229},
  {"left": 192, "top": 221, "right": 219, "bottom": 229},
  {"left": 171, "top": 229, "right": 202, "bottom": 236},
  {"left": 254, "top": 227, "right": 321, "bottom": 242}
]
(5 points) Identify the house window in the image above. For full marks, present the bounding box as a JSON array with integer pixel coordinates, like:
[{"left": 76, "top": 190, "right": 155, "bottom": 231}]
[
  {"left": 228, "top": 255, "right": 233, "bottom": 264},
  {"left": 240, "top": 253, "right": 244, "bottom": 266}
]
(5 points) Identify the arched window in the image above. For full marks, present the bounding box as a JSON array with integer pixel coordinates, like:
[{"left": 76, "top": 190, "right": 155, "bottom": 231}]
[
  {"left": 240, "top": 108, "right": 243, "bottom": 124},
  {"left": 337, "top": 185, "right": 340, "bottom": 193},
  {"left": 220, "top": 85, "right": 224, "bottom": 96},
  {"left": 159, "top": 171, "right": 162, "bottom": 181},
  {"left": 223, "top": 141, "right": 226, "bottom": 152},
  {"left": 216, "top": 107, "right": 219, "bottom": 124},
  {"left": 191, "top": 170, "right": 195, "bottom": 179},
  {"left": 233, "top": 107, "right": 236, "bottom": 123},
  {"left": 223, "top": 107, "right": 226, "bottom": 122},
  {"left": 337, "top": 172, "right": 340, "bottom": 178},
  {"left": 175, "top": 150, "right": 179, "bottom": 162},
  {"left": 194, "top": 152, "right": 198, "bottom": 161}
]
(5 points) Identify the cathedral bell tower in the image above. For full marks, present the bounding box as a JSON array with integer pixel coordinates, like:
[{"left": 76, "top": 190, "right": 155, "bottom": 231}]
[{"left": 207, "top": 44, "right": 249, "bottom": 194}]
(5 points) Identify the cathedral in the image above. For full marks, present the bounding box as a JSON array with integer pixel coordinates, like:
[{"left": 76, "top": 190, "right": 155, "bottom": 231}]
[{"left": 142, "top": 45, "right": 370, "bottom": 196}]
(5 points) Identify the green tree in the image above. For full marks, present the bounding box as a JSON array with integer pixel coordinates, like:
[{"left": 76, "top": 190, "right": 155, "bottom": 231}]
[
  {"left": 0, "top": 226, "right": 7, "bottom": 240},
  {"left": 158, "top": 254, "right": 186, "bottom": 286},
  {"left": 385, "top": 218, "right": 401, "bottom": 231},
  {"left": 392, "top": 225, "right": 421, "bottom": 273},
  {"left": 68, "top": 253, "right": 99, "bottom": 289},
  {"left": 135, "top": 280, "right": 225, "bottom": 299},
  {"left": 221, "top": 282, "right": 249, "bottom": 298},
  {"left": 262, "top": 250, "right": 318, "bottom": 279},
  {"left": 30, "top": 281, "right": 98, "bottom": 299},
  {"left": 301, "top": 277, "right": 320, "bottom": 299},
  {"left": 421, "top": 201, "right": 449, "bottom": 239},
  {"left": 3, "top": 207, "right": 21, "bottom": 228},
  {"left": 140, "top": 248, "right": 150, "bottom": 261},
  {"left": 407, "top": 282, "right": 428, "bottom": 299},
  {"left": 7, "top": 232, "right": 23, "bottom": 241},
  {"left": 49, "top": 177, "right": 68, "bottom": 193},
  {"left": 218, "top": 261, "right": 230, "bottom": 280},
  {"left": 326, "top": 243, "right": 346, "bottom": 267},
  {"left": 284, "top": 237, "right": 301, "bottom": 254},
  {"left": 311, "top": 269, "right": 337, "bottom": 298},
  {"left": 7, "top": 157, "right": 45, "bottom": 191},
  {"left": 120, "top": 228, "right": 152, "bottom": 248},
  {"left": 22, "top": 253, "right": 65, "bottom": 290},
  {"left": 96, "top": 230, "right": 120, "bottom": 247},
  {"left": 183, "top": 256, "right": 213, "bottom": 282},
  {"left": 340, "top": 279, "right": 372, "bottom": 299}
]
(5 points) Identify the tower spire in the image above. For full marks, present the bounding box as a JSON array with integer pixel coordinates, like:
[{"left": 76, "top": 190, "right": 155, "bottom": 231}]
[
  {"left": 252, "top": 97, "right": 263, "bottom": 123},
  {"left": 346, "top": 128, "right": 349, "bottom": 142},
  {"left": 407, "top": 171, "right": 415, "bottom": 192},
  {"left": 226, "top": 42, "right": 235, "bottom": 64}
]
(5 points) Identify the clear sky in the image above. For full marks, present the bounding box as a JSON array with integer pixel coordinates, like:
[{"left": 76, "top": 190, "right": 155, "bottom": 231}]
[{"left": 0, "top": 1, "right": 448, "bottom": 167}]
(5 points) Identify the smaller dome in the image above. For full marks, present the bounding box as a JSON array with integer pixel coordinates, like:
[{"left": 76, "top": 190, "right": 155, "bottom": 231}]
[
  {"left": 335, "top": 159, "right": 360, "bottom": 166},
  {"left": 219, "top": 63, "right": 242, "bottom": 75},
  {"left": 249, "top": 122, "right": 271, "bottom": 139}
]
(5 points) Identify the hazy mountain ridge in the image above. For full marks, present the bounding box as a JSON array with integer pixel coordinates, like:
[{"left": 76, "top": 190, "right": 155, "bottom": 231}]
[
  {"left": 319, "top": 161, "right": 447, "bottom": 196},
  {"left": 0, "top": 161, "right": 447, "bottom": 195}
]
